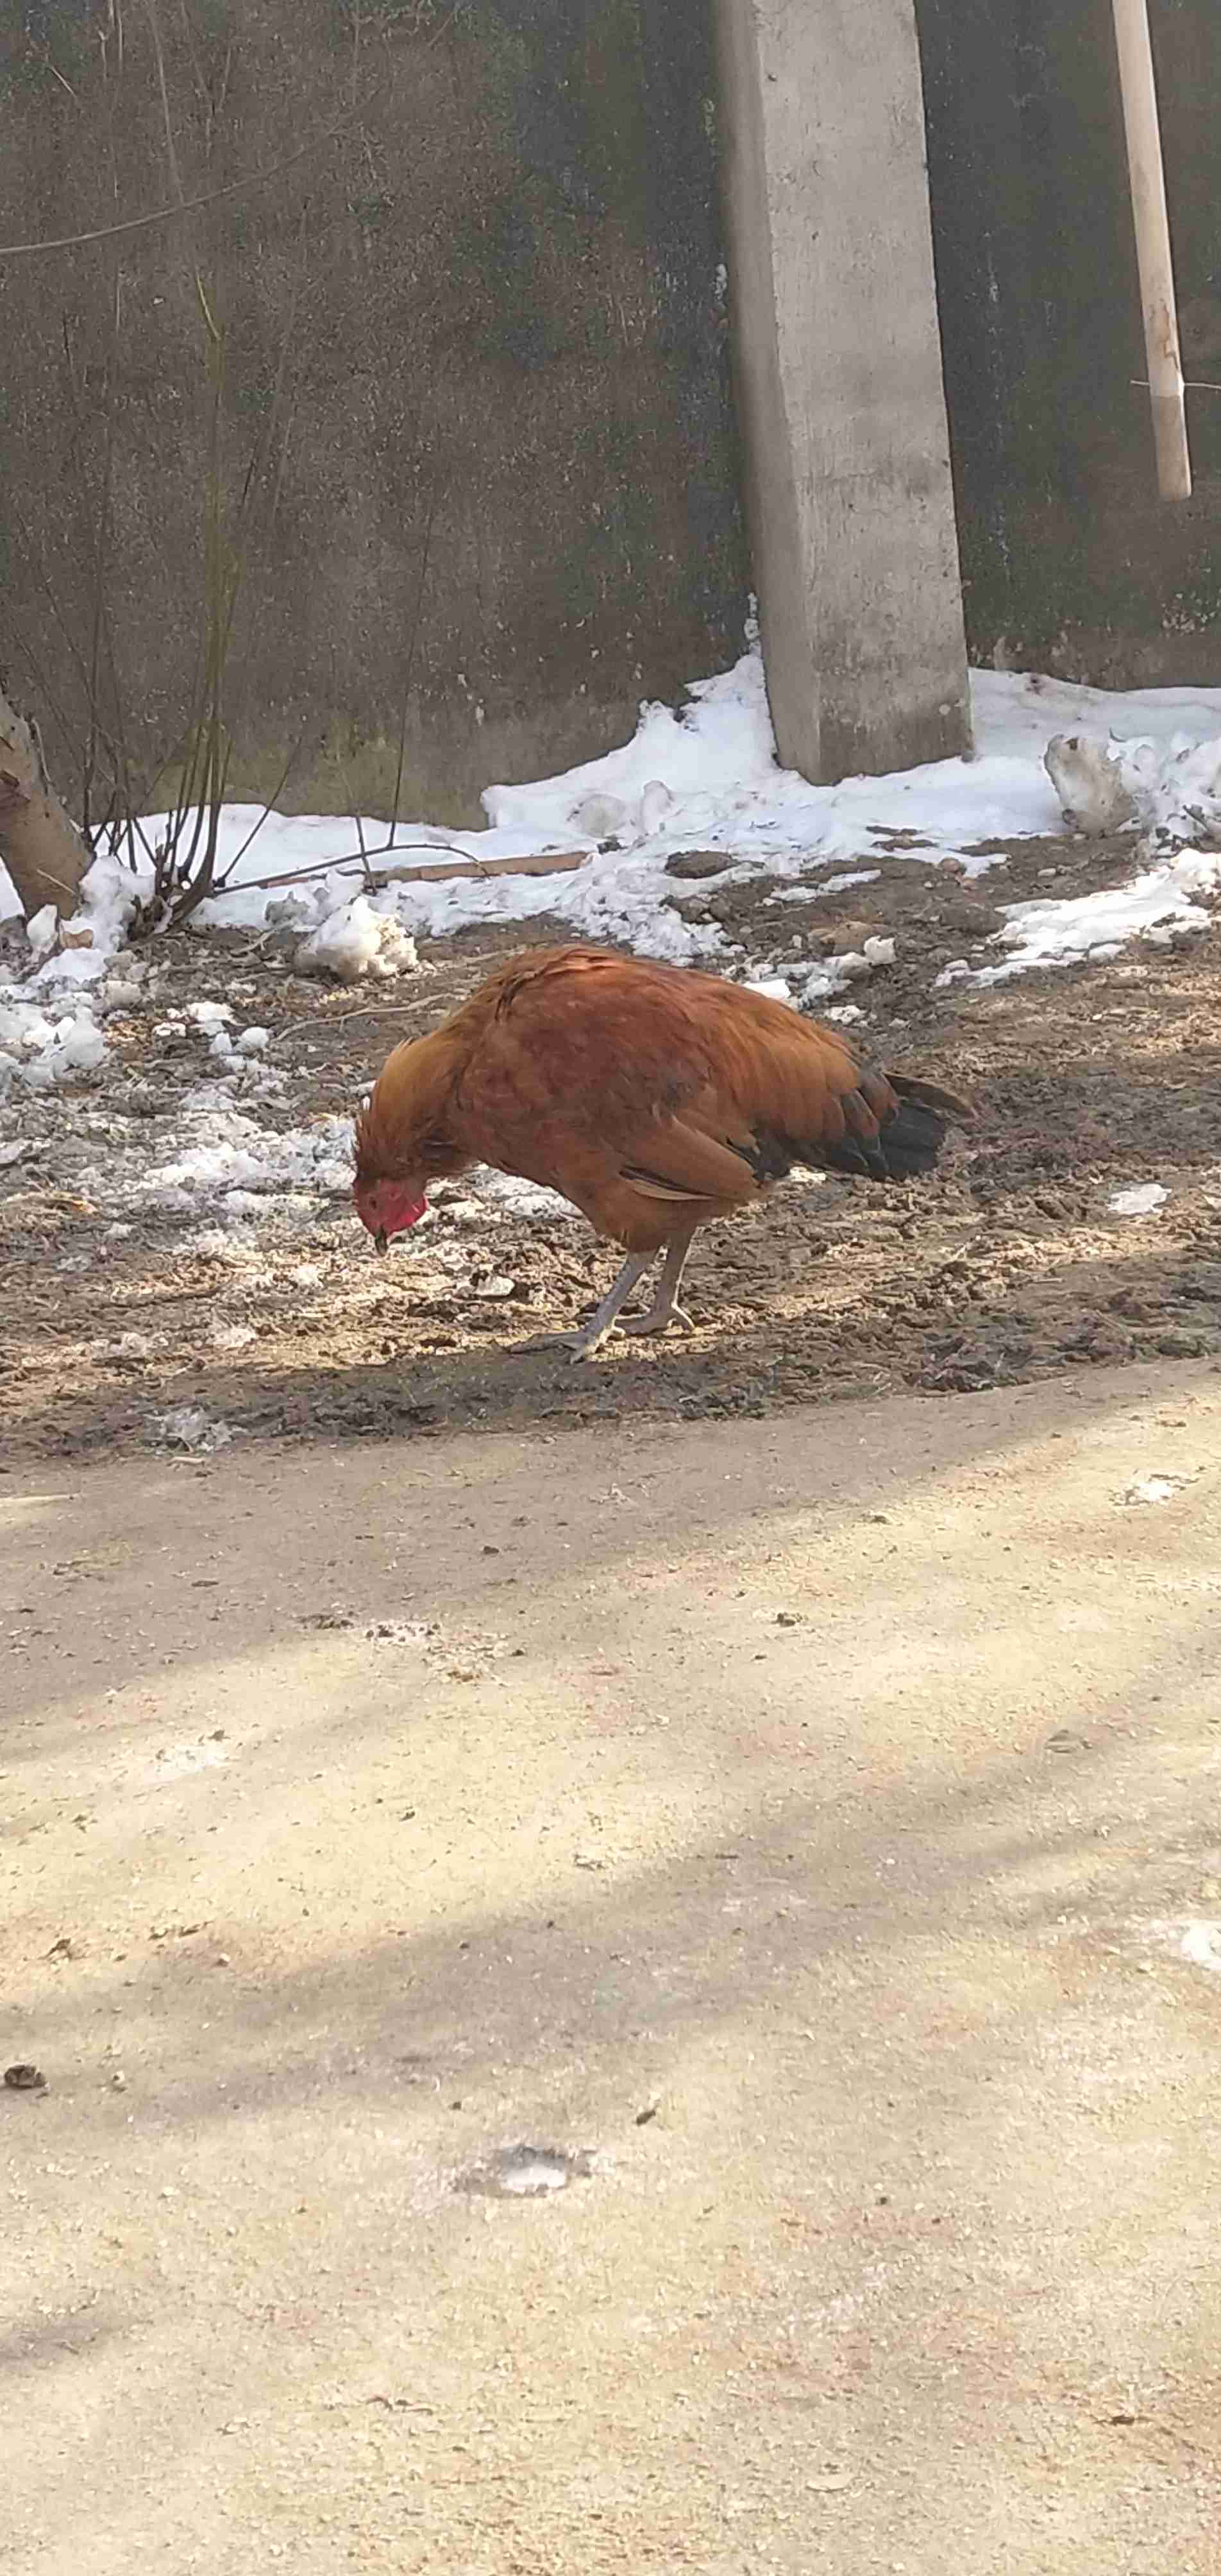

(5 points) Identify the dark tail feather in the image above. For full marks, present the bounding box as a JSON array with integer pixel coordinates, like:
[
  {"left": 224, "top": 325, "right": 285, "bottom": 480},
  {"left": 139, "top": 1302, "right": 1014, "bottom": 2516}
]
[{"left": 818, "top": 1071, "right": 973, "bottom": 1183}]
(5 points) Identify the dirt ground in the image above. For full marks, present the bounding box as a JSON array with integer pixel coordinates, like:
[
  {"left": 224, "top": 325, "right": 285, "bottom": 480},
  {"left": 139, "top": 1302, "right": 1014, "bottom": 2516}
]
[
  {"left": 4, "top": 1366, "right": 1221, "bottom": 2572},
  {"left": 2, "top": 826, "right": 1220, "bottom": 1465}
]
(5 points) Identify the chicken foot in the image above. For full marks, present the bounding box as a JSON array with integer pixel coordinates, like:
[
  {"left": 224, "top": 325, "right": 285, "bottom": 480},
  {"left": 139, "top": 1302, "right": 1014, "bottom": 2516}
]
[
  {"left": 616, "top": 1226, "right": 697, "bottom": 1340},
  {"left": 563, "top": 1252, "right": 655, "bottom": 1361},
  {"left": 564, "top": 1226, "right": 698, "bottom": 1361}
]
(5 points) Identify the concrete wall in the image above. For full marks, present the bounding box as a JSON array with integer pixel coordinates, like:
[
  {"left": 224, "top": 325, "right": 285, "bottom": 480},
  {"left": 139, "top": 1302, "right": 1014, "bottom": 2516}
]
[
  {"left": 916, "top": 0, "right": 1221, "bottom": 684},
  {"left": 714, "top": 0, "right": 970, "bottom": 781},
  {"left": 0, "top": 1, "right": 748, "bottom": 822},
  {"left": 4, "top": 0, "right": 1217, "bottom": 831}
]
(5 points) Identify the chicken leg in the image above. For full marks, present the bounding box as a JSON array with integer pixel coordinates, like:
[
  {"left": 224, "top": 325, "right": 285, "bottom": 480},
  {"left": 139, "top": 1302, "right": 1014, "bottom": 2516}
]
[
  {"left": 618, "top": 1223, "right": 698, "bottom": 1339},
  {"left": 564, "top": 1251, "right": 655, "bottom": 1361}
]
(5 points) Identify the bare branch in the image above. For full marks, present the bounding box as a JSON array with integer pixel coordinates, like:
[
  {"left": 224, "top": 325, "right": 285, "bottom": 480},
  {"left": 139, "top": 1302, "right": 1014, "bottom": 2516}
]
[{"left": 0, "top": 103, "right": 357, "bottom": 260}]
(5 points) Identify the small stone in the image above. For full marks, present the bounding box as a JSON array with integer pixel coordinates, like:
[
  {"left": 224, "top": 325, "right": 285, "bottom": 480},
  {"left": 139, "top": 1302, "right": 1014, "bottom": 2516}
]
[
  {"left": 664, "top": 850, "right": 730, "bottom": 881},
  {"left": 4, "top": 2063, "right": 46, "bottom": 2092}
]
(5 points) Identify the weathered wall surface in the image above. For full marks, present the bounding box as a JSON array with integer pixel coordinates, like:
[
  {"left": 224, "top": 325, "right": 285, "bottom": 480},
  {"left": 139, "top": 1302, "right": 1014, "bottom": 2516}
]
[
  {"left": 0, "top": 1, "right": 747, "bottom": 822},
  {"left": 916, "top": 0, "right": 1221, "bottom": 684},
  {"left": 4, "top": 0, "right": 1218, "bottom": 833}
]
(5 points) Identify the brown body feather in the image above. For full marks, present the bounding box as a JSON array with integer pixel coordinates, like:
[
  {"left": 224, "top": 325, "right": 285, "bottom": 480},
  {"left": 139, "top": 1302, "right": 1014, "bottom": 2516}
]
[{"left": 354, "top": 944, "right": 972, "bottom": 1256}]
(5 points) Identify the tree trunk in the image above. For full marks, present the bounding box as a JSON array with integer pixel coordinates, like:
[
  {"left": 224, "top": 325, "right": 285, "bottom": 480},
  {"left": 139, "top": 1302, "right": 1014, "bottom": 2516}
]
[{"left": 0, "top": 687, "right": 90, "bottom": 921}]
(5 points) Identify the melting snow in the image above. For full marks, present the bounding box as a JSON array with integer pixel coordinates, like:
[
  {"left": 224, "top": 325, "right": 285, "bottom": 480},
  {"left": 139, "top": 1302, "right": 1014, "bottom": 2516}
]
[
  {"left": 4, "top": 648, "right": 1221, "bottom": 1081},
  {"left": 296, "top": 892, "right": 419, "bottom": 985},
  {"left": 943, "top": 849, "right": 1221, "bottom": 988},
  {"left": 771, "top": 868, "right": 882, "bottom": 901},
  {"left": 1110, "top": 1183, "right": 1168, "bottom": 1216}
]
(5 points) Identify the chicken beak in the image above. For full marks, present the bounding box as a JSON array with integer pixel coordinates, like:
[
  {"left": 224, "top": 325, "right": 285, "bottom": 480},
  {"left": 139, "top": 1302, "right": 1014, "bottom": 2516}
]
[{"left": 373, "top": 1227, "right": 388, "bottom": 1256}]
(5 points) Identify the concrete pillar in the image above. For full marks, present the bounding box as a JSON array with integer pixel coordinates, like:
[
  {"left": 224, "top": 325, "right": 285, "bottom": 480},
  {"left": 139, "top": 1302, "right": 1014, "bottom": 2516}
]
[{"left": 715, "top": 0, "right": 972, "bottom": 780}]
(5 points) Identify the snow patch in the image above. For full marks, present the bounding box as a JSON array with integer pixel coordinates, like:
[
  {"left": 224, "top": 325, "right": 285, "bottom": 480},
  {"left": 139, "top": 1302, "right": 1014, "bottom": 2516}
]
[
  {"left": 75, "top": 1098, "right": 358, "bottom": 1224},
  {"left": 750, "top": 934, "right": 897, "bottom": 1014},
  {"left": 942, "top": 849, "right": 1220, "bottom": 988},
  {"left": 26, "top": 905, "right": 58, "bottom": 955},
  {"left": 771, "top": 869, "right": 882, "bottom": 902},
  {"left": 296, "top": 892, "right": 419, "bottom": 985},
  {"left": 1109, "top": 1183, "right": 1168, "bottom": 1217},
  {"left": 0, "top": 1000, "right": 106, "bottom": 1090}
]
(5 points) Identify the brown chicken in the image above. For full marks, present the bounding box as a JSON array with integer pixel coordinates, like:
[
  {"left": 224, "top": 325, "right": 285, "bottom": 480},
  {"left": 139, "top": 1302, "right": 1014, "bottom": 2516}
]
[{"left": 353, "top": 943, "right": 973, "bottom": 1359}]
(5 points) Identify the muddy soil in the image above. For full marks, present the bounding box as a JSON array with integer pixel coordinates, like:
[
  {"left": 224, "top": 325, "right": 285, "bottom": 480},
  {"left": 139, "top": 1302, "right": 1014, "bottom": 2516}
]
[{"left": 2, "top": 831, "right": 1218, "bottom": 1464}]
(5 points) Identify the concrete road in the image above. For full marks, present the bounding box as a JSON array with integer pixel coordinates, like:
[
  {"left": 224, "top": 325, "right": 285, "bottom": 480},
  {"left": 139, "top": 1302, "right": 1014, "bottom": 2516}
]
[{"left": 4, "top": 1363, "right": 1221, "bottom": 2572}]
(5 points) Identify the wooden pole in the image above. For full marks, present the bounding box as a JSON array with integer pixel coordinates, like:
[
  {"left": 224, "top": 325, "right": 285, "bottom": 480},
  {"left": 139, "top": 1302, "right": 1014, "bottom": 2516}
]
[{"left": 1111, "top": 0, "right": 1191, "bottom": 500}]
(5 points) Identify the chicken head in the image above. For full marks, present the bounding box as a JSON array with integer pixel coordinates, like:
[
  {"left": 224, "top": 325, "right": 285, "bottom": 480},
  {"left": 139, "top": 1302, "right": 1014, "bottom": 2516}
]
[{"left": 353, "top": 1176, "right": 428, "bottom": 1254}]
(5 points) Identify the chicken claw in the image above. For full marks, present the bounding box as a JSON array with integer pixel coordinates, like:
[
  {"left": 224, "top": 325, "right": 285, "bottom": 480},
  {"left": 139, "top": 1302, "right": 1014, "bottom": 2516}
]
[
  {"left": 564, "top": 1232, "right": 698, "bottom": 1357},
  {"left": 618, "top": 1303, "right": 695, "bottom": 1339}
]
